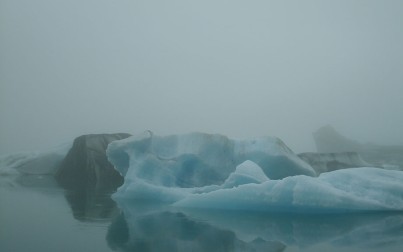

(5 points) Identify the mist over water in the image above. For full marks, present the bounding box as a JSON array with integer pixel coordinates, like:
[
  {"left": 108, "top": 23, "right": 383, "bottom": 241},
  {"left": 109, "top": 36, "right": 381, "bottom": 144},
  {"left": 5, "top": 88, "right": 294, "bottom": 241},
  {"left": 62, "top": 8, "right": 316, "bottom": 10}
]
[{"left": 1, "top": 0, "right": 402, "bottom": 155}]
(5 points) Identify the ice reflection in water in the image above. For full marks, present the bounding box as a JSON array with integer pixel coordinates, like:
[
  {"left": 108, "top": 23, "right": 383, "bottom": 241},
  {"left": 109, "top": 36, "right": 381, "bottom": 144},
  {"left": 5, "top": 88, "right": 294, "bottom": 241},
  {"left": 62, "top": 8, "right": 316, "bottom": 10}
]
[
  {"left": 107, "top": 204, "right": 286, "bottom": 252},
  {"left": 1, "top": 175, "right": 403, "bottom": 252},
  {"left": 108, "top": 199, "right": 403, "bottom": 252},
  {"left": 64, "top": 188, "right": 119, "bottom": 222}
]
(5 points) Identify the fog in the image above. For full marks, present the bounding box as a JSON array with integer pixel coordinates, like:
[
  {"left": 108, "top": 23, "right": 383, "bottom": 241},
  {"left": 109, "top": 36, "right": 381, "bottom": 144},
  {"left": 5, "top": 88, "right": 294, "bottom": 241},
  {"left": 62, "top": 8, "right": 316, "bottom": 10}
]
[{"left": 1, "top": 0, "right": 402, "bottom": 155}]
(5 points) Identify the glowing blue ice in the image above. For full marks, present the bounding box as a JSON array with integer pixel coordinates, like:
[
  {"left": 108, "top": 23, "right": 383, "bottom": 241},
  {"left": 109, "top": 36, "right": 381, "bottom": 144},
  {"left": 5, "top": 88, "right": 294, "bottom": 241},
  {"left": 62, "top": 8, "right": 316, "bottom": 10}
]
[{"left": 107, "top": 132, "right": 403, "bottom": 212}]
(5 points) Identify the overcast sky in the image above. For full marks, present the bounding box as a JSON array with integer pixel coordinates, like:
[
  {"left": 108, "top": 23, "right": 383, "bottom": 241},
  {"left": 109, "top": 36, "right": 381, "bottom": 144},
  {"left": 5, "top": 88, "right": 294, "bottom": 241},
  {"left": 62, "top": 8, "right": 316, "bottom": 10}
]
[{"left": 1, "top": 0, "right": 402, "bottom": 155}]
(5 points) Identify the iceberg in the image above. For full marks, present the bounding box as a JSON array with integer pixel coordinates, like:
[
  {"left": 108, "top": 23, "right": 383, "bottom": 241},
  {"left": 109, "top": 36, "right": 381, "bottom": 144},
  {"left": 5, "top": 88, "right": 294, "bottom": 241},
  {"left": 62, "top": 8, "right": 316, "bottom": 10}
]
[
  {"left": 0, "top": 142, "right": 72, "bottom": 176},
  {"left": 0, "top": 133, "right": 130, "bottom": 192},
  {"left": 313, "top": 125, "right": 403, "bottom": 169},
  {"left": 298, "top": 152, "right": 371, "bottom": 174},
  {"left": 56, "top": 133, "right": 130, "bottom": 191},
  {"left": 221, "top": 160, "right": 270, "bottom": 189},
  {"left": 108, "top": 132, "right": 403, "bottom": 213},
  {"left": 175, "top": 167, "right": 403, "bottom": 212},
  {"left": 107, "top": 132, "right": 316, "bottom": 182},
  {"left": 107, "top": 132, "right": 316, "bottom": 201}
]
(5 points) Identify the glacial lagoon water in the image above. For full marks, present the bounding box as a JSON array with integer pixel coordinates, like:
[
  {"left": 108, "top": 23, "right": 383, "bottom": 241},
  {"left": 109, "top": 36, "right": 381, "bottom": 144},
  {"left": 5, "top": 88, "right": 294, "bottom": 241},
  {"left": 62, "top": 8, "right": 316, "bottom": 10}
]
[{"left": 1, "top": 175, "right": 403, "bottom": 252}]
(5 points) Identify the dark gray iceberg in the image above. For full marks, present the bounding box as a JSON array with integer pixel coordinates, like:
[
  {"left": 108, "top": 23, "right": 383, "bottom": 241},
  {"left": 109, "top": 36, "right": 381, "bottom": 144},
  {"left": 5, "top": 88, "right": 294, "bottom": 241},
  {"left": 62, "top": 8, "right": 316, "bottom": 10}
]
[
  {"left": 56, "top": 133, "right": 131, "bottom": 191},
  {"left": 298, "top": 152, "right": 371, "bottom": 174},
  {"left": 313, "top": 125, "right": 403, "bottom": 169}
]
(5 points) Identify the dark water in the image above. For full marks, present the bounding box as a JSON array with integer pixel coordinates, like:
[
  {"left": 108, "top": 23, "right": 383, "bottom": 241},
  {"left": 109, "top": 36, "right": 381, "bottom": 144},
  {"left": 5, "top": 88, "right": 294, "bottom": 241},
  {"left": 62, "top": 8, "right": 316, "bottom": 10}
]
[{"left": 1, "top": 175, "right": 403, "bottom": 252}]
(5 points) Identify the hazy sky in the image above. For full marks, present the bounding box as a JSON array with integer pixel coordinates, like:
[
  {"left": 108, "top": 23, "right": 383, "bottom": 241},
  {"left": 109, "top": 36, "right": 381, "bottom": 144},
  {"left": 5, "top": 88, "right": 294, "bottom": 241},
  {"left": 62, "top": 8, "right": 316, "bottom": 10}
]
[{"left": 1, "top": 0, "right": 402, "bottom": 154}]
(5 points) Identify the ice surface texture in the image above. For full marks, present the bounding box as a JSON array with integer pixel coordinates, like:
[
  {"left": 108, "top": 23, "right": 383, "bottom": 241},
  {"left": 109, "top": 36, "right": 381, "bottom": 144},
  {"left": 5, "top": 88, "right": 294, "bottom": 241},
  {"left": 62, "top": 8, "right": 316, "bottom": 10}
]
[
  {"left": 107, "top": 132, "right": 403, "bottom": 212},
  {"left": 175, "top": 167, "right": 403, "bottom": 212}
]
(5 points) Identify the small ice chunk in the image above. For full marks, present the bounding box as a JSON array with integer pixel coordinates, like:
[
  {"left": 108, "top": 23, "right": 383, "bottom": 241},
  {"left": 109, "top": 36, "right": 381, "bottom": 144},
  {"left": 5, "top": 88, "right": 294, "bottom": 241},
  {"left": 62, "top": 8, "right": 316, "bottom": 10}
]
[{"left": 222, "top": 160, "right": 269, "bottom": 188}]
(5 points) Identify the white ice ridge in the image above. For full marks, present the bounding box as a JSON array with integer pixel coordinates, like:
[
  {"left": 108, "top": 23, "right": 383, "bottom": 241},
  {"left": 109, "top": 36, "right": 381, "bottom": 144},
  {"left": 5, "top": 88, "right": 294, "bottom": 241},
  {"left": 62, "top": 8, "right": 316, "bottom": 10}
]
[{"left": 107, "top": 132, "right": 403, "bottom": 212}]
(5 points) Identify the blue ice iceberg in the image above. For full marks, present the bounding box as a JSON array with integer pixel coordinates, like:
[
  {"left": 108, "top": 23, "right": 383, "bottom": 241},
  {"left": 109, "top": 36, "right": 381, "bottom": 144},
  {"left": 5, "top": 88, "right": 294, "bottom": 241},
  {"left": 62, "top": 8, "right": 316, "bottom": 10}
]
[
  {"left": 107, "top": 131, "right": 315, "bottom": 182},
  {"left": 107, "top": 132, "right": 403, "bottom": 212},
  {"left": 175, "top": 167, "right": 403, "bottom": 212}
]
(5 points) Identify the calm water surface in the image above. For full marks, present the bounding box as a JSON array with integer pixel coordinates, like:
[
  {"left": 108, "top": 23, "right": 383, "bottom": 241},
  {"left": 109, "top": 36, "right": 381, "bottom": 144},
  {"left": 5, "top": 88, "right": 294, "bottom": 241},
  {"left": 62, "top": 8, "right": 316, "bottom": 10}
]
[{"left": 1, "top": 175, "right": 402, "bottom": 252}]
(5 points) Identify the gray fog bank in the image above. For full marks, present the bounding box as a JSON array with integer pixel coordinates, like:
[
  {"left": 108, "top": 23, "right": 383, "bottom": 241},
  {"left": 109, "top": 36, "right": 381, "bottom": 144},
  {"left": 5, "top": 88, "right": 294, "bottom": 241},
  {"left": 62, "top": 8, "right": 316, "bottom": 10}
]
[{"left": 1, "top": 0, "right": 402, "bottom": 154}]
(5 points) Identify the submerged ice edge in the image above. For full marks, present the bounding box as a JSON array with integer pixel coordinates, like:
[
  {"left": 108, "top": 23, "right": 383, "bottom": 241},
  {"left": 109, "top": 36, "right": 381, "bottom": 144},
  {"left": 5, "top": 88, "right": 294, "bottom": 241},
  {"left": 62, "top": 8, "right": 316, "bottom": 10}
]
[{"left": 108, "top": 132, "right": 403, "bottom": 213}]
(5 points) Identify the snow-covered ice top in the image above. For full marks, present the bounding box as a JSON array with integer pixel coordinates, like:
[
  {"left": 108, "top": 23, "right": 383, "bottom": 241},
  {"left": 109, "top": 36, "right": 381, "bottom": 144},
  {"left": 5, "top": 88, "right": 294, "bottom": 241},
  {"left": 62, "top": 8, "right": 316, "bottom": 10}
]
[{"left": 107, "top": 132, "right": 403, "bottom": 213}]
